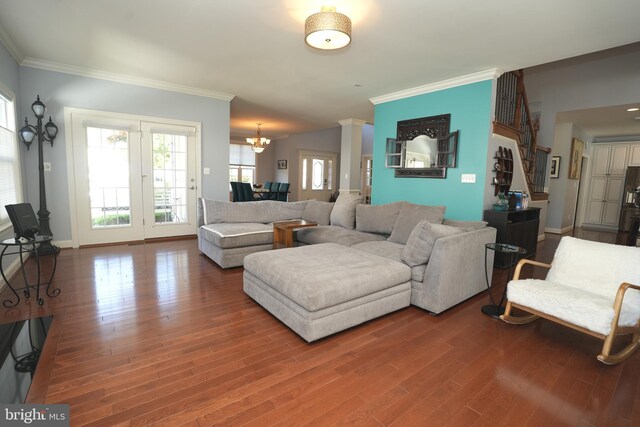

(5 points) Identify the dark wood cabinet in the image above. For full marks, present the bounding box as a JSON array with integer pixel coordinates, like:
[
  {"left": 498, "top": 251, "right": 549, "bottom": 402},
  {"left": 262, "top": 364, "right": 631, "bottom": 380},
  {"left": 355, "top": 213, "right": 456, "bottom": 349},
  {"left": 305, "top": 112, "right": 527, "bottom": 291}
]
[{"left": 483, "top": 208, "right": 540, "bottom": 268}]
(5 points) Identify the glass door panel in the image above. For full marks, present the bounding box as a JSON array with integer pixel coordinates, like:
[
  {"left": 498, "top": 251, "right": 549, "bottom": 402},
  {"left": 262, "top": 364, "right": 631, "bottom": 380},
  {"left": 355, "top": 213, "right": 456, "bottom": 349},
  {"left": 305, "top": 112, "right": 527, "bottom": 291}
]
[
  {"left": 141, "top": 122, "right": 197, "bottom": 239},
  {"left": 86, "top": 127, "right": 131, "bottom": 227}
]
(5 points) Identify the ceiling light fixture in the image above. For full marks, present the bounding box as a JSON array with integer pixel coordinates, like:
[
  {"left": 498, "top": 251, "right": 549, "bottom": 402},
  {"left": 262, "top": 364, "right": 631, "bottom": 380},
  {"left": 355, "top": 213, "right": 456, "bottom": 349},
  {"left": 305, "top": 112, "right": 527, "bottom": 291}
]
[
  {"left": 246, "top": 123, "right": 270, "bottom": 153},
  {"left": 627, "top": 107, "right": 640, "bottom": 112},
  {"left": 305, "top": 6, "right": 352, "bottom": 50}
]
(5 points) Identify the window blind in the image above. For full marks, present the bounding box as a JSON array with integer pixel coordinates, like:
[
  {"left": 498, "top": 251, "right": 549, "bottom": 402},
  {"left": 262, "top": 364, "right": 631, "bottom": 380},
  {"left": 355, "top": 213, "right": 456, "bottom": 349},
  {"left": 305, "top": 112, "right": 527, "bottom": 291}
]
[
  {"left": 0, "top": 92, "right": 17, "bottom": 226},
  {"left": 229, "top": 143, "right": 255, "bottom": 166}
]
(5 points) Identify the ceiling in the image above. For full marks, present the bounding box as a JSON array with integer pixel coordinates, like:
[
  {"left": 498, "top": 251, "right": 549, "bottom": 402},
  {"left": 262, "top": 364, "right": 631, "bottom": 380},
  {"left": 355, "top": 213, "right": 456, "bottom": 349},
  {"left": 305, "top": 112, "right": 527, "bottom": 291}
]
[
  {"left": 557, "top": 103, "right": 640, "bottom": 140},
  {"left": 1, "top": 0, "right": 639, "bottom": 140}
]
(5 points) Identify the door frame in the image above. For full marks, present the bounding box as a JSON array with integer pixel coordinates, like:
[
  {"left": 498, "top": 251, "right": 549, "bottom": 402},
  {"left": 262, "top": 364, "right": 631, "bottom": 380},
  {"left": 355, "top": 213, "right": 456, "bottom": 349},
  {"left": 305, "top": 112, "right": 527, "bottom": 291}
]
[
  {"left": 64, "top": 107, "right": 202, "bottom": 248},
  {"left": 297, "top": 150, "right": 338, "bottom": 201}
]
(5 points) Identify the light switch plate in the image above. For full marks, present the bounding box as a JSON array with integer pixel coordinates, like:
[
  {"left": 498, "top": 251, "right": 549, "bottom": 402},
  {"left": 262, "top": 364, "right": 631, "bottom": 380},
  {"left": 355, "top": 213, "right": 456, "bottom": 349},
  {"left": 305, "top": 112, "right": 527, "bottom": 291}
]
[
  {"left": 44, "top": 162, "right": 52, "bottom": 172},
  {"left": 203, "top": 167, "right": 211, "bottom": 175},
  {"left": 461, "top": 174, "right": 476, "bottom": 183}
]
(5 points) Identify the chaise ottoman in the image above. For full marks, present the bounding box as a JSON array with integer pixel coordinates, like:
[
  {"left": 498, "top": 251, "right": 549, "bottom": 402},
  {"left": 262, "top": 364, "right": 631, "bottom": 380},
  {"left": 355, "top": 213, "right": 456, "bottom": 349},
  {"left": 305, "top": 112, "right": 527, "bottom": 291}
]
[{"left": 243, "top": 243, "right": 412, "bottom": 342}]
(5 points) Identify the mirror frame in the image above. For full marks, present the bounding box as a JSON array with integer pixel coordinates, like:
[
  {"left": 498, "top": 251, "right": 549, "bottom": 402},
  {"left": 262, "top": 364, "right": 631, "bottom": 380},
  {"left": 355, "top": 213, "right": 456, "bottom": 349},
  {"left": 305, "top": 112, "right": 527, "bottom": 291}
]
[{"left": 390, "top": 114, "right": 457, "bottom": 178}]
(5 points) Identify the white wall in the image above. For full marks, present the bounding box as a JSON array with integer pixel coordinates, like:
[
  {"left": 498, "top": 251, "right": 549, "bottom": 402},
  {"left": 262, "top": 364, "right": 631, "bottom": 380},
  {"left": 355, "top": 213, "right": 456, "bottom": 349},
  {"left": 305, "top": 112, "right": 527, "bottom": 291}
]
[
  {"left": 271, "top": 127, "right": 342, "bottom": 201},
  {"left": 524, "top": 42, "right": 640, "bottom": 231},
  {"left": 362, "top": 123, "right": 374, "bottom": 156},
  {"left": 18, "top": 66, "right": 231, "bottom": 243}
]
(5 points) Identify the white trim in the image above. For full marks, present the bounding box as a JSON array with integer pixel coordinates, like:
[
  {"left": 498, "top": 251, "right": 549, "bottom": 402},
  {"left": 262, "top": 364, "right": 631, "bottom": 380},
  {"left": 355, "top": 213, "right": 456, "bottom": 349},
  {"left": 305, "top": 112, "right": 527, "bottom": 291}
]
[
  {"left": 338, "top": 119, "right": 367, "bottom": 127},
  {"left": 369, "top": 68, "right": 504, "bottom": 105},
  {"left": 201, "top": 225, "right": 272, "bottom": 238},
  {"left": 544, "top": 226, "right": 575, "bottom": 234},
  {"left": 0, "top": 25, "right": 23, "bottom": 63},
  {"left": 21, "top": 57, "right": 235, "bottom": 102},
  {"left": 0, "top": 256, "right": 25, "bottom": 293}
]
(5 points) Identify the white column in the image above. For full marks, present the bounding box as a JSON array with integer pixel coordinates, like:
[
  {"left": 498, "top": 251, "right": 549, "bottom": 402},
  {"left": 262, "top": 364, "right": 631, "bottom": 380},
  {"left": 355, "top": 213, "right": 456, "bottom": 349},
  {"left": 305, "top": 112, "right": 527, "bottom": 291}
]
[{"left": 338, "top": 118, "right": 366, "bottom": 194}]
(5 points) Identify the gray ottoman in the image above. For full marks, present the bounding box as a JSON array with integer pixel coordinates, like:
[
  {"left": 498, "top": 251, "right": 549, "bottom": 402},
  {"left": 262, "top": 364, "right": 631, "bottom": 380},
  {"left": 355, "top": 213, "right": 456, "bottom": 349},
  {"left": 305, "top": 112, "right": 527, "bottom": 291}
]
[{"left": 243, "top": 243, "right": 412, "bottom": 342}]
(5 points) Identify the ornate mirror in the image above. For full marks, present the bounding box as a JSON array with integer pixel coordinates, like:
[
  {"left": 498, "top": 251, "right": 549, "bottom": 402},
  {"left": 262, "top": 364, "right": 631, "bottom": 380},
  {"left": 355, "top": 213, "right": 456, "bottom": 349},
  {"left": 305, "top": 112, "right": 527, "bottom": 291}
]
[{"left": 385, "top": 114, "right": 459, "bottom": 178}]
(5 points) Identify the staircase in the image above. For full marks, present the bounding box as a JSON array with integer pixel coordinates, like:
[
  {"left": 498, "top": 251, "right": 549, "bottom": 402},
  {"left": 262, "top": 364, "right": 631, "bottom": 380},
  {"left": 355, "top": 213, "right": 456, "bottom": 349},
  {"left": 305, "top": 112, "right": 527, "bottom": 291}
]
[{"left": 493, "top": 70, "right": 550, "bottom": 201}]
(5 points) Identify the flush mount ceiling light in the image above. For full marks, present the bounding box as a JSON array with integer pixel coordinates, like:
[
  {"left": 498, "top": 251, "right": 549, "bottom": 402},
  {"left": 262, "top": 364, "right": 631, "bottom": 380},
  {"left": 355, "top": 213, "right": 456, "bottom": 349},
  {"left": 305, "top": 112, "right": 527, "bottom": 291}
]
[
  {"left": 246, "top": 123, "right": 270, "bottom": 153},
  {"left": 305, "top": 6, "right": 352, "bottom": 50}
]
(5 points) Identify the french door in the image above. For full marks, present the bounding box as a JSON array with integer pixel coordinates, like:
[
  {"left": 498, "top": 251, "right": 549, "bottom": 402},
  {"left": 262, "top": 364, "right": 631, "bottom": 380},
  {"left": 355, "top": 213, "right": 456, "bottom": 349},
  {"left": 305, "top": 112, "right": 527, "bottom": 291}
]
[
  {"left": 298, "top": 151, "right": 337, "bottom": 201},
  {"left": 69, "top": 110, "right": 199, "bottom": 246}
]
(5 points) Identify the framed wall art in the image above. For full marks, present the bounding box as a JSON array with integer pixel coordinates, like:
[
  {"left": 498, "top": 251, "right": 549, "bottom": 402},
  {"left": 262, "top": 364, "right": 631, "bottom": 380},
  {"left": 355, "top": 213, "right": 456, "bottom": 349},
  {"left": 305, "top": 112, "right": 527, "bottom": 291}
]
[
  {"left": 550, "top": 156, "right": 560, "bottom": 179},
  {"left": 277, "top": 159, "right": 287, "bottom": 169},
  {"left": 568, "top": 138, "right": 584, "bottom": 179}
]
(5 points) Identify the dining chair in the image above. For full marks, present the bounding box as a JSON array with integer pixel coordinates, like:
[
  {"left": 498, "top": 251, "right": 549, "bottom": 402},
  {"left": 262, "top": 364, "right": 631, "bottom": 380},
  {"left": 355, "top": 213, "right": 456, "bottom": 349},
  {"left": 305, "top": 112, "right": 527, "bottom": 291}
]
[
  {"left": 277, "top": 183, "right": 290, "bottom": 201},
  {"left": 269, "top": 182, "right": 280, "bottom": 200},
  {"left": 230, "top": 182, "right": 241, "bottom": 202},
  {"left": 241, "top": 182, "right": 259, "bottom": 202}
]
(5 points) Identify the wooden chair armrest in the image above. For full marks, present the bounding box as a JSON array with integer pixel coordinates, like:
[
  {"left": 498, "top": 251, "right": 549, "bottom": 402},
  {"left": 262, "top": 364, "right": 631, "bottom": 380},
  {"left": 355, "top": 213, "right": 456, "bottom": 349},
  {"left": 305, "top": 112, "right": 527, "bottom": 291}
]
[
  {"left": 512, "top": 259, "right": 552, "bottom": 280},
  {"left": 612, "top": 282, "right": 640, "bottom": 313}
]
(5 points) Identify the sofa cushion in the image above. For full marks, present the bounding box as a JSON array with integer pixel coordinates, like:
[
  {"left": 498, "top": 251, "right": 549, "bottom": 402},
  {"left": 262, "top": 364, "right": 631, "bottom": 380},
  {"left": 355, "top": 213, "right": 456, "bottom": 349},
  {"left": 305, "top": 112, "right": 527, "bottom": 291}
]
[
  {"left": 296, "top": 225, "right": 387, "bottom": 247},
  {"left": 388, "top": 203, "right": 446, "bottom": 244},
  {"left": 442, "top": 219, "right": 488, "bottom": 230},
  {"left": 351, "top": 240, "right": 404, "bottom": 261},
  {"left": 243, "top": 243, "right": 411, "bottom": 312},
  {"left": 200, "top": 223, "right": 273, "bottom": 249},
  {"left": 302, "top": 200, "right": 334, "bottom": 226},
  {"left": 351, "top": 240, "right": 426, "bottom": 282},
  {"left": 330, "top": 193, "right": 363, "bottom": 230},
  {"left": 355, "top": 202, "right": 404, "bottom": 235},
  {"left": 507, "top": 279, "right": 636, "bottom": 336},
  {"left": 401, "top": 221, "right": 464, "bottom": 267},
  {"left": 202, "top": 199, "right": 307, "bottom": 224}
]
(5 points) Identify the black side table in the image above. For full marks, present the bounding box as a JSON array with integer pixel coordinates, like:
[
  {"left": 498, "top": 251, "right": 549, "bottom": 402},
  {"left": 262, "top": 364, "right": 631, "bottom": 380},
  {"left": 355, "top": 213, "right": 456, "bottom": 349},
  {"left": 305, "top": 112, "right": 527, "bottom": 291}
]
[
  {"left": 482, "top": 242, "right": 526, "bottom": 318},
  {"left": 0, "top": 236, "right": 60, "bottom": 307}
]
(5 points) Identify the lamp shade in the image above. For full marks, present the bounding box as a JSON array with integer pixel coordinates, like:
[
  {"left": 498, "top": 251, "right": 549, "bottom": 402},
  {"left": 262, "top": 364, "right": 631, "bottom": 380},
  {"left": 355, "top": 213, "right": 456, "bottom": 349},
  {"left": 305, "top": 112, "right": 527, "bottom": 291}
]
[
  {"left": 45, "top": 116, "right": 58, "bottom": 141},
  {"left": 31, "top": 95, "right": 46, "bottom": 118},
  {"left": 19, "top": 119, "right": 36, "bottom": 150},
  {"left": 305, "top": 6, "right": 351, "bottom": 50}
]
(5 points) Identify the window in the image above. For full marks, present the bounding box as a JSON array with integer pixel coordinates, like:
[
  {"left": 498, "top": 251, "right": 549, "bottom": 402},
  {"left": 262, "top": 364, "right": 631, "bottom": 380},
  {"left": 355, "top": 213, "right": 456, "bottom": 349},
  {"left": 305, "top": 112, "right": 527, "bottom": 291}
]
[
  {"left": 0, "top": 90, "right": 19, "bottom": 230},
  {"left": 229, "top": 143, "right": 255, "bottom": 187}
]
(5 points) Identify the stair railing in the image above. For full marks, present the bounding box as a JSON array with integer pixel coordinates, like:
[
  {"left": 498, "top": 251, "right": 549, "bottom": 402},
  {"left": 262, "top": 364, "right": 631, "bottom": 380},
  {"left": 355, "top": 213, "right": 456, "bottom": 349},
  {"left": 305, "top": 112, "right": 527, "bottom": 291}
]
[{"left": 493, "top": 70, "right": 549, "bottom": 200}]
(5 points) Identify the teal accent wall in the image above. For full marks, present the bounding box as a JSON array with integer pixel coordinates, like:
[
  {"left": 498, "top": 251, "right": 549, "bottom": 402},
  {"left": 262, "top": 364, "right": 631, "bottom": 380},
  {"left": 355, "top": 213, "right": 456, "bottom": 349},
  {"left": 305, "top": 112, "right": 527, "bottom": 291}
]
[{"left": 372, "top": 80, "right": 493, "bottom": 220}]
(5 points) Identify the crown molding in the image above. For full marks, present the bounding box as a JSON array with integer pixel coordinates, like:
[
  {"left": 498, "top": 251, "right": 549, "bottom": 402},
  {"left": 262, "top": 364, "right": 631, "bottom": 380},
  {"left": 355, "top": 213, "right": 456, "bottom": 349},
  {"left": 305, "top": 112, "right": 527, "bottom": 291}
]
[
  {"left": 338, "top": 118, "right": 367, "bottom": 127},
  {"left": 0, "top": 24, "right": 24, "bottom": 63},
  {"left": 369, "top": 68, "right": 504, "bottom": 105},
  {"left": 21, "top": 57, "right": 236, "bottom": 102}
]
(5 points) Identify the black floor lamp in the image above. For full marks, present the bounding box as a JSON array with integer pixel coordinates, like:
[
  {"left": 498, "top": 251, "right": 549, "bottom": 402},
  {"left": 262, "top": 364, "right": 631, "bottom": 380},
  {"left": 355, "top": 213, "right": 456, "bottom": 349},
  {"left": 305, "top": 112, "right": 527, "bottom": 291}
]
[{"left": 18, "top": 95, "right": 59, "bottom": 254}]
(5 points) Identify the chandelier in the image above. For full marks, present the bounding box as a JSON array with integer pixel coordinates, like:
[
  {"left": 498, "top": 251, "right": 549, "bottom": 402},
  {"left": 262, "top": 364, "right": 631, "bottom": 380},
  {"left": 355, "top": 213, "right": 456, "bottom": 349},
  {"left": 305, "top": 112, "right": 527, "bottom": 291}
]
[{"left": 246, "top": 123, "right": 270, "bottom": 153}]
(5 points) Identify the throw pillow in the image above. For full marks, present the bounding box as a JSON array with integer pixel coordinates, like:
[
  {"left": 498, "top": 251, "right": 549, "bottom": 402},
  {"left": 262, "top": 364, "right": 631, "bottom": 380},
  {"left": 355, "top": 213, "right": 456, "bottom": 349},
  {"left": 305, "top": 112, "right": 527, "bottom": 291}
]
[
  {"left": 329, "top": 193, "right": 363, "bottom": 230},
  {"left": 402, "top": 221, "right": 465, "bottom": 267},
  {"left": 387, "top": 203, "right": 446, "bottom": 244},
  {"left": 302, "top": 200, "right": 334, "bottom": 226},
  {"left": 355, "top": 202, "right": 404, "bottom": 235}
]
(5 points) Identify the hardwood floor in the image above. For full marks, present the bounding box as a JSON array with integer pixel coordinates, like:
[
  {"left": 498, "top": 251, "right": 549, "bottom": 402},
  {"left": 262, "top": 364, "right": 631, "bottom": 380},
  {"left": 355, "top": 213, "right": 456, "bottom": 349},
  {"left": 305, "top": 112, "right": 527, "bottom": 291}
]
[{"left": 1, "top": 230, "right": 638, "bottom": 426}]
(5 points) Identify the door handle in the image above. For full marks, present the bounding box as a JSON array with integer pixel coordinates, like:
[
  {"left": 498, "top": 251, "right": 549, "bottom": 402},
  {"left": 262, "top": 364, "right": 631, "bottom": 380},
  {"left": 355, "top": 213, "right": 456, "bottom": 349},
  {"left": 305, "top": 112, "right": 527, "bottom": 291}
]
[{"left": 190, "top": 186, "right": 196, "bottom": 190}]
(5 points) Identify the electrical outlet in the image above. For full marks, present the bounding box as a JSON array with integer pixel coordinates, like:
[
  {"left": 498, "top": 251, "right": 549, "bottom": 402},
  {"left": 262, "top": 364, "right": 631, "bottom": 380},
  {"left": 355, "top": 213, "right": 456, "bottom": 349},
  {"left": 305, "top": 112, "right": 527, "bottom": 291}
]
[{"left": 461, "top": 174, "right": 476, "bottom": 183}]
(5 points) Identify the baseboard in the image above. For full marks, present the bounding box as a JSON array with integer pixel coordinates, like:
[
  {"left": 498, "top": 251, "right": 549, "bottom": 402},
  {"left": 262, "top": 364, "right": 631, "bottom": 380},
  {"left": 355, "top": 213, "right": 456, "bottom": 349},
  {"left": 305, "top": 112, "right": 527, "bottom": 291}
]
[
  {"left": 544, "top": 226, "right": 574, "bottom": 235},
  {"left": 0, "top": 256, "right": 24, "bottom": 293},
  {"left": 53, "top": 239, "right": 73, "bottom": 249},
  {"left": 537, "top": 233, "right": 546, "bottom": 242}
]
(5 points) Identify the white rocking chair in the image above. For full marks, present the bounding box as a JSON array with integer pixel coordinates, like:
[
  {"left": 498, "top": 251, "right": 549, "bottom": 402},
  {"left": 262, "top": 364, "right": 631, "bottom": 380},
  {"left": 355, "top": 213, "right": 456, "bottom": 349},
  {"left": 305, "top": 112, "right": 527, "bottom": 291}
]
[{"left": 501, "top": 236, "right": 640, "bottom": 365}]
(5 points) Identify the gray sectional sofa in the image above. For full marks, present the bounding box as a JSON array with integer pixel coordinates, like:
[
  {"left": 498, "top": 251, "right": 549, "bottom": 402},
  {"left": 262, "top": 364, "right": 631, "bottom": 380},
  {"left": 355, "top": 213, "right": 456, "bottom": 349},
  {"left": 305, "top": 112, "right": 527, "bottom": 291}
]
[{"left": 197, "top": 195, "right": 497, "bottom": 317}]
